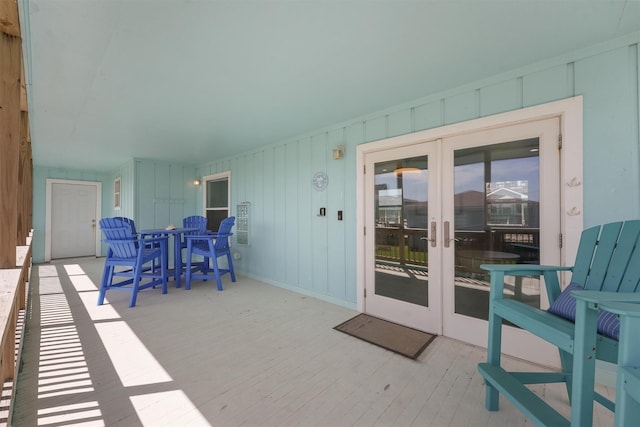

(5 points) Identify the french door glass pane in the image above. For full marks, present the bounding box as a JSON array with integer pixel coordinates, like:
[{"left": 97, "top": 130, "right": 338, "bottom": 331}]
[
  {"left": 453, "top": 138, "right": 541, "bottom": 320},
  {"left": 374, "top": 155, "right": 429, "bottom": 307}
]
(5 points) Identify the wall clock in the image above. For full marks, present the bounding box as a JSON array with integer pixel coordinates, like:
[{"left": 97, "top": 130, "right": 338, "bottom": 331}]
[{"left": 312, "top": 171, "right": 329, "bottom": 191}]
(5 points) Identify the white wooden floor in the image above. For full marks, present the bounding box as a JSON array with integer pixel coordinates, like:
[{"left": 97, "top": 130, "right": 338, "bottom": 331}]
[{"left": 11, "top": 257, "right": 614, "bottom": 426}]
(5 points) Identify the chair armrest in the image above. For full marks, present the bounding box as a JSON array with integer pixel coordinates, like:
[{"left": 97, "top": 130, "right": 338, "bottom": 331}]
[
  {"left": 571, "top": 290, "right": 640, "bottom": 305},
  {"left": 480, "top": 264, "right": 573, "bottom": 275},
  {"left": 139, "top": 236, "right": 168, "bottom": 244},
  {"left": 481, "top": 264, "right": 573, "bottom": 303},
  {"left": 597, "top": 301, "right": 640, "bottom": 318},
  {"left": 185, "top": 234, "right": 216, "bottom": 242}
]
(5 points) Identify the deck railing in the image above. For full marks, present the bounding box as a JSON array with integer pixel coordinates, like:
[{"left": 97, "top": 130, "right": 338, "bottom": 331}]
[{"left": 0, "top": 231, "right": 33, "bottom": 425}]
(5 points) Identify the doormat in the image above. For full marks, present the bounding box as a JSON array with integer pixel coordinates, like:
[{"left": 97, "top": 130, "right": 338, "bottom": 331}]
[{"left": 334, "top": 313, "right": 436, "bottom": 360}]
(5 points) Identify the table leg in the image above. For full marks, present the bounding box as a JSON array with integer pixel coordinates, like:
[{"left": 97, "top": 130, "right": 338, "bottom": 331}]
[{"left": 174, "top": 234, "right": 182, "bottom": 288}]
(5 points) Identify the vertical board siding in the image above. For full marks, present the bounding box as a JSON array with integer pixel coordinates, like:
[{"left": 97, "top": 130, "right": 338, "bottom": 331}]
[
  {"left": 414, "top": 100, "right": 444, "bottom": 133},
  {"left": 444, "top": 90, "right": 478, "bottom": 124},
  {"left": 27, "top": 36, "right": 638, "bottom": 300},
  {"left": 575, "top": 46, "right": 640, "bottom": 223},
  {"left": 285, "top": 143, "right": 299, "bottom": 286},
  {"left": 327, "top": 127, "right": 347, "bottom": 300},
  {"left": 364, "top": 116, "right": 387, "bottom": 142},
  {"left": 252, "top": 151, "right": 265, "bottom": 278},
  {"left": 263, "top": 148, "right": 275, "bottom": 281},
  {"left": 311, "top": 133, "right": 328, "bottom": 295},
  {"left": 273, "top": 145, "right": 286, "bottom": 284},
  {"left": 522, "top": 64, "right": 571, "bottom": 107},
  {"left": 388, "top": 109, "right": 413, "bottom": 137},
  {"left": 344, "top": 122, "right": 364, "bottom": 303},
  {"left": 297, "top": 138, "right": 312, "bottom": 290},
  {"left": 479, "top": 78, "right": 522, "bottom": 117}
]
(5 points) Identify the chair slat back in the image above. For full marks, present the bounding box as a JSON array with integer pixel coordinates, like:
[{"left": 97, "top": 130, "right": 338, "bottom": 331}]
[
  {"left": 214, "top": 216, "right": 235, "bottom": 251},
  {"left": 586, "top": 222, "right": 624, "bottom": 290},
  {"left": 183, "top": 215, "right": 208, "bottom": 241},
  {"left": 100, "top": 218, "right": 139, "bottom": 259},
  {"left": 571, "top": 220, "right": 640, "bottom": 293},
  {"left": 601, "top": 221, "right": 640, "bottom": 292},
  {"left": 570, "top": 225, "right": 602, "bottom": 287},
  {"left": 619, "top": 242, "right": 640, "bottom": 292},
  {"left": 113, "top": 216, "right": 138, "bottom": 235}
]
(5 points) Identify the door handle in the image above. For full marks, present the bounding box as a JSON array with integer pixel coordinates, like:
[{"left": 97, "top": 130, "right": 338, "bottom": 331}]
[
  {"left": 444, "top": 221, "right": 459, "bottom": 248},
  {"left": 428, "top": 221, "right": 437, "bottom": 247}
]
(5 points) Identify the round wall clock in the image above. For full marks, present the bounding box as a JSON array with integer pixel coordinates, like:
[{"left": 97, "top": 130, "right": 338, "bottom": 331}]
[{"left": 312, "top": 171, "right": 329, "bottom": 191}]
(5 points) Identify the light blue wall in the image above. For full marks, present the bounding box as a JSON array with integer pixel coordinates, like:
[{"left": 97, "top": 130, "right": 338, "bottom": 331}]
[
  {"left": 32, "top": 35, "right": 640, "bottom": 309},
  {"left": 133, "top": 159, "right": 198, "bottom": 230},
  {"left": 195, "top": 35, "right": 640, "bottom": 307}
]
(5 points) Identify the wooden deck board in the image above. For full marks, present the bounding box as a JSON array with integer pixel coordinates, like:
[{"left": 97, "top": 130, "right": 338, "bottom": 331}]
[{"left": 11, "top": 257, "right": 615, "bottom": 426}]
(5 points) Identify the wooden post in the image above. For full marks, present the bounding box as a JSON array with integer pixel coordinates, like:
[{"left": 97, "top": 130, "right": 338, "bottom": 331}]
[
  {"left": 18, "top": 113, "right": 32, "bottom": 245},
  {"left": 0, "top": 0, "right": 21, "bottom": 268}
]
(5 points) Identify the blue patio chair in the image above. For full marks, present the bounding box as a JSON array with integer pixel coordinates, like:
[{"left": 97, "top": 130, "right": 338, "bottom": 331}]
[
  {"left": 99, "top": 217, "right": 169, "bottom": 307},
  {"left": 478, "top": 220, "right": 640, "bottom": 426},
  {"left": 180, "top": 215, "right": 209, "bottom": 270},
  {"left": 184, "top": 216, "right": 236, "bottom": 291}
]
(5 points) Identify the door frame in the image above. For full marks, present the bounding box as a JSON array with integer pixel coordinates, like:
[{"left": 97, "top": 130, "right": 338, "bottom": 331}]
[
  {"left": 356, "top": 96, "right": 583, "bottom": 318},
  {"left": 45, "top": 179, "right": 102, "bottom": 262}
]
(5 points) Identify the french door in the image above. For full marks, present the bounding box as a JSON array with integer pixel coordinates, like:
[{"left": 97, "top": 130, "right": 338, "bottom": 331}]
[{"left": 364, "top": 117, "right": 562, "bottom": 365}]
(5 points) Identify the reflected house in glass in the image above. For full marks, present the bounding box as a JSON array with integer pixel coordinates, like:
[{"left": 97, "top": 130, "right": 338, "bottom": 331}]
[{"left": 486, "top": 180, "right": 539, "bottom": 227}]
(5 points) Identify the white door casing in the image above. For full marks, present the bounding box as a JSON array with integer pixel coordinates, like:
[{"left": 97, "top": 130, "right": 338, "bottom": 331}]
[
  {"left": 46, "top": 179, "right": 102, "bottom": 261},
  {"left": 356, "top": 97, "right": 583, "bottom": 367}
]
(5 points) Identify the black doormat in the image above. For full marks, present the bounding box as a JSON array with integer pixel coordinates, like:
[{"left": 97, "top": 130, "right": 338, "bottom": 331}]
[{"left": 334, "top": 313, "right": 436, "bottom": 359}]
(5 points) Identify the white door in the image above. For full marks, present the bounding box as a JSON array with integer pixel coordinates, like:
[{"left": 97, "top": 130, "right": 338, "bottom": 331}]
[
  {"left": 441, "top": 117, "right": 561, "bottom": 366},
  {"left": 363, "top": 117, "right": 562, "bottom": 366},
  {"left": 364, "top": 141, "right": 442, "bottom": 333},
  {"left": 49, "top": 181, "right": 100, "bottom": 259}
]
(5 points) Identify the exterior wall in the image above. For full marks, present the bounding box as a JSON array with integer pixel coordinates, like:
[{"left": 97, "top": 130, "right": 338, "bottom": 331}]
[
  {"left": 30, "top": 35, "right": 640, "bottom": 307},
  {"left": 133, "top": 159, "right": 198, "bottom": 230},
  {"left": 196, "top": 35, "right": 640, "bottom": 307}
]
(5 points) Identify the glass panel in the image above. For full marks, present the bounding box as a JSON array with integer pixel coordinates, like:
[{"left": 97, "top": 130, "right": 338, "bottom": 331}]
[
  {"left": 453, "top": 138, "right": 541, "bottom": 320},
  {"left": 206, "top": 210, "right": 228, "bottom": 232},
  {"left": 206, "top": 179, "right": 228, "bottom": 208},
  {"left": 374, "top": 155, "right": 429, "bottom": 307}
]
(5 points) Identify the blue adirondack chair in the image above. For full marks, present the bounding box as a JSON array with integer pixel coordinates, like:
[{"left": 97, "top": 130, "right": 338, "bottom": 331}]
[
  {"left": 99, "top": 217, "right": 169, "bottom": 307},
  {"left": 180, "top": 215, "right": 209, "bottom": 267},
  {"left": 478, "top": 220, "right": 640, "bottom": 426},
  {"left": 598, "top": 301, "right": 640, "bottom": 427},
  {"left": 184, "top": 216, "right": 236, "bottom": 291},
  {"left": 181, "top": 215, "right": 208, "bottom": 245}
]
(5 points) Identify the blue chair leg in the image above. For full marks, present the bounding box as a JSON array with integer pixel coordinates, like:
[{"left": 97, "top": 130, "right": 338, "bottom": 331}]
[
  {"left": 485, "top": 271, "right": 504, "bottom": 411},
  {"left": 185, "top": 243, "right": 193, "bottom": 290},
  {"left": 227, "top": 253, "right": 236, "bottom": 282},
  {"left": 212, "top": 258, "right": 223, "bottom": 291},
  {"left": 98, "top": 264, "right": 113, "bottom": 305},
  {"left": 570, "top": 299, "right": 599, "bottom": 427},
  {"left": 202, "top": 256, "right": 209, "bottom": 281}
]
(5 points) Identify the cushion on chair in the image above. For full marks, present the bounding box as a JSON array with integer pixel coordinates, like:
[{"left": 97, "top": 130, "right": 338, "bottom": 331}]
[{"left": 548, "top": 282, "right": 620, "bottom": 340}]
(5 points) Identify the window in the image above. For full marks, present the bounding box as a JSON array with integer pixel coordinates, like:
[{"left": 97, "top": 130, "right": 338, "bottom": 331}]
[
  {"left": 114, "top": 177, "right": 121, "bottom": 210},
  {"left": 203, "top": 172, "right": 230, "bottom": 231}
]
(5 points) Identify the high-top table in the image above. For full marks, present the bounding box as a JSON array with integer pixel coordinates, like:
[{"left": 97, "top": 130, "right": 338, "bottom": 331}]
[{"left": 140, "top": 228, "right": 198, "bottom": 288}]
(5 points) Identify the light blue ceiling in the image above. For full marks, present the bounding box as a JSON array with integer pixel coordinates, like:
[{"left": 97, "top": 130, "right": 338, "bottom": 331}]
[{"left": 22, "top": 0, "right": 640, "bottom": 171}]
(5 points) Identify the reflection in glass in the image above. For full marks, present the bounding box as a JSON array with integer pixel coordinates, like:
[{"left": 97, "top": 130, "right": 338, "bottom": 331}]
[
  {"left": 453, "top": 139, "right": 541, "bottom": 321},
  {"left": 374, "top": 156, "right": 429, "bottom": 307}
]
